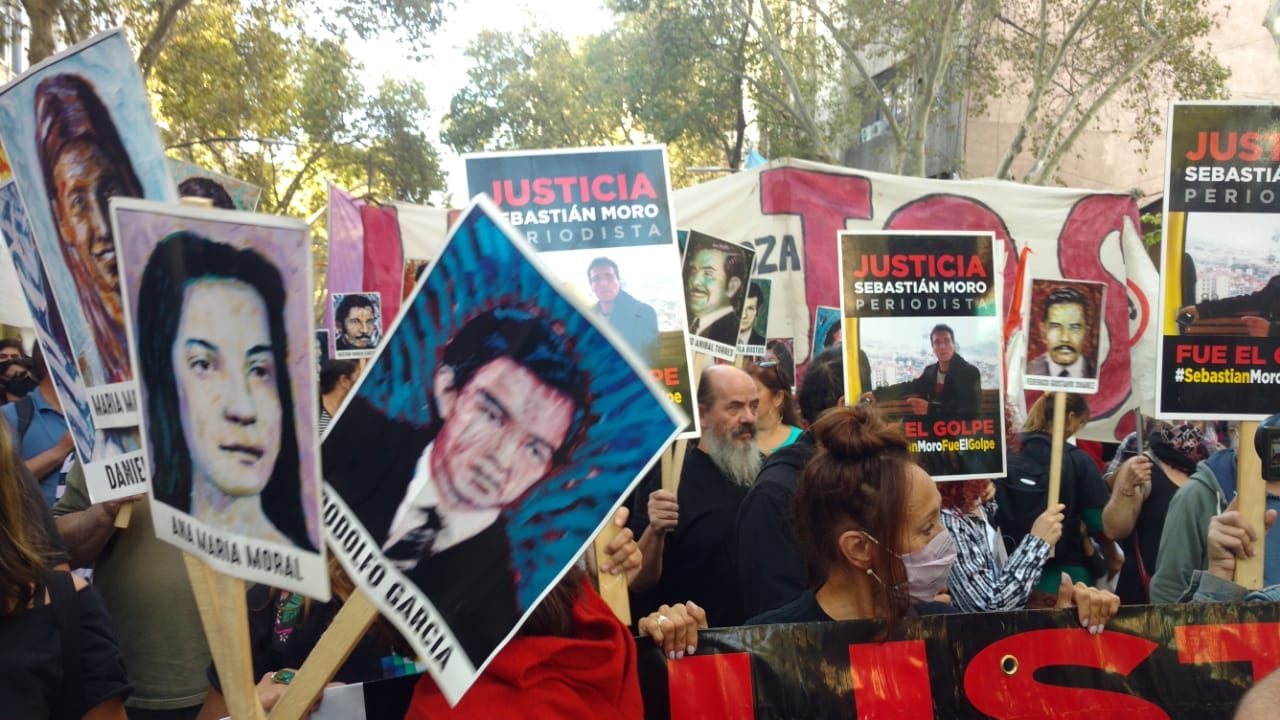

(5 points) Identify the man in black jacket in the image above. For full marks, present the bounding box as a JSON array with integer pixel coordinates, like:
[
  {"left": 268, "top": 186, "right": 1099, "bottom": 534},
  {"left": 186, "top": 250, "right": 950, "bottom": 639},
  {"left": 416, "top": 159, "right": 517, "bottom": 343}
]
[
  {"left": 872, "top": 323, "right": 981, "bottom": 417},
  {"left": 323, "top": 307, "right": 591, "bottom": 666},
  {"left": 735, "top": 345, "right": 845, "bottom": 618}
]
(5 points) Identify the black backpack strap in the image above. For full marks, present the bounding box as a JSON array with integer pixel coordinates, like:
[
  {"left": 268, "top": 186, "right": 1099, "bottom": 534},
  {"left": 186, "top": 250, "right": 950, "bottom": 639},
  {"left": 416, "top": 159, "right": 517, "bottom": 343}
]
[
  {"left": 15, "top": 394, "right": 34, "bottom": 441},
  {"left": 47, "top": 571, "right": 81, "bottom": 720}
]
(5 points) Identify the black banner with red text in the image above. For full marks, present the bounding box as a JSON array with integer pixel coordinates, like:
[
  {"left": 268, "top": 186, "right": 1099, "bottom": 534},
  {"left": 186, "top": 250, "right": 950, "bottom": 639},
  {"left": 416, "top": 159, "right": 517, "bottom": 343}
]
[{"left": 637, "top": 603, "right": 1280, "bottom": 719}]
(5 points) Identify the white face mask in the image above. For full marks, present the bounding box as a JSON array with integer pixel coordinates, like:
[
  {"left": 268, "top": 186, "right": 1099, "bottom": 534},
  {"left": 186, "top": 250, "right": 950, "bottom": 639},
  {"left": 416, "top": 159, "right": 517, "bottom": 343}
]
[{"left": 865, "top": 529, "right": 958, "bottom": 604}]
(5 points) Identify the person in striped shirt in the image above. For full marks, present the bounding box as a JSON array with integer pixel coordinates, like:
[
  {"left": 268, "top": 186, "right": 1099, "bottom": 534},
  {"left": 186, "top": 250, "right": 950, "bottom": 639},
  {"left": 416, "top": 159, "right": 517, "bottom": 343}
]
[{"left": 940, "top": 478, "right": 1064, "bottom": 612}]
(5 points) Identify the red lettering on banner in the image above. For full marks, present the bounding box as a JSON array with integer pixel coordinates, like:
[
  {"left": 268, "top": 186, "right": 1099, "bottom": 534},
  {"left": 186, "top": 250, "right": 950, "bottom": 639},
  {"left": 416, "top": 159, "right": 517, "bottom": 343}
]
[
  {"left": 933, "top": 419, "right": 994, "bottom": 437},
  {"left": 849, "top": 640, "right": 933, "bottom": 718},
  {"left": 1176, "top": 344, "right": 1228, "bottom": 365},
  {"left": 669, "top": 652, "right": 754, "bottom": 720},
  {"left": 1177, "top": 623, "right": 1280, "bottom": 679},
  {"left": 758, "top": 169, "right": 873, "bottom": 317},
  {"left": 964, "top": 629, "right": 1168, "bottom": 718},
  {"left": 881, "top": 195, "right": 1019, "bottom": 330}
]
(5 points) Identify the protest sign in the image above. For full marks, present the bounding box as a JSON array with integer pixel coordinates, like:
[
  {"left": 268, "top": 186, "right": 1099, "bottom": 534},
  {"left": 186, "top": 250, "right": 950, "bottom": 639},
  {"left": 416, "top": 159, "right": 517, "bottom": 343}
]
[
  {"left": 332, "top": 291, "right": 383, "bottom": 359},
  {"left": 637, "top": 601, "right": 1277, "bottom": 719},
  {"left": 681, "top": 230, "right": 756, "bottom": 361},
  {"left": 113, "top": 198, "right": 327, "bottom": 598},
  {"left": 736, "top": 278, "right": 771, "bottom": 357},
  {"left": 465, "top": 146, "right": 698, "bottom": 431},
  {"left": 1158, "top": 102, "right": 1280, "bottom": 420},
  {"left": 320, "top": 197, "right": 683, "bottom": 704},
  {"left": 0, "top": 30, "right": 173, "bottom": 500},
  {"left": 841, "top": 231, "right": 1005, "bottom": 481},
  {"left": 168, "top": 158, "right": 262, "bottom": 211},
  {"left": 1023, "top": 279, "right": 1107, "bottom": 394},
  {"left": 672, "top": 158, "right": 1155, "bottom": 444}
]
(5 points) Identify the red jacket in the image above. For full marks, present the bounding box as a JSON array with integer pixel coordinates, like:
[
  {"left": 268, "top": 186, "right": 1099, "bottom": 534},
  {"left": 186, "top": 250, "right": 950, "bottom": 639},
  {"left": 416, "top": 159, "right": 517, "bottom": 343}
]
[{"left": 407, "top": 580, "right": 643, "bottom": 719}]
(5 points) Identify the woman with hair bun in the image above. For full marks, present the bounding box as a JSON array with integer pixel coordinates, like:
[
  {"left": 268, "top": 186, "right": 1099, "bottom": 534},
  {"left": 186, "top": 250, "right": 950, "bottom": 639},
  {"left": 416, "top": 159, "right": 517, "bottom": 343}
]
[{"left": 643, "top": 405, "right": 1120, "bottom": 640}]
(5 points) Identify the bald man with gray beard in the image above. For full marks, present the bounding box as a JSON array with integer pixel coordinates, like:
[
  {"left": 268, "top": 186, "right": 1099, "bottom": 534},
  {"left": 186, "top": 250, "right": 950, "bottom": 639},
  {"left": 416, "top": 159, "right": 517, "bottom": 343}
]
[{"left": 630, "top": 365, "right": 760, "bottom": 627}]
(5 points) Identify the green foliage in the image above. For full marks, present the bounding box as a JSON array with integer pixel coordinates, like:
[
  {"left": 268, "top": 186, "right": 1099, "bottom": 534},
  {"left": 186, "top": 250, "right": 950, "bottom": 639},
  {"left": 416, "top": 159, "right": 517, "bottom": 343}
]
[{"left": 149, "top": 0, "right": 443, "bottom": 217}]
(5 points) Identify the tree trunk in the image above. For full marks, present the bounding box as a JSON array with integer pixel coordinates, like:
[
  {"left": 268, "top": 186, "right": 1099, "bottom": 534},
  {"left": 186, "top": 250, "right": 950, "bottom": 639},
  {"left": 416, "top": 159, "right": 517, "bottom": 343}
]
[{"left": 21, "top": 0, "right": 58, "bottom": 65}]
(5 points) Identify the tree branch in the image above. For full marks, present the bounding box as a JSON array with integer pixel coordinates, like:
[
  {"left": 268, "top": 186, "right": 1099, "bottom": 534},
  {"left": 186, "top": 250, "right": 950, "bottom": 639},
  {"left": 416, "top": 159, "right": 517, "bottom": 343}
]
[
  {"left": 136, "top": 0, "right": 195, "bottom": 81},
  {"left": 805, "top": 0, "right": 905, "bottom": 147},
  {"left": 1027, "top": 37, "right": 1171, "bottom": 183},
  {"left": 165, "top": 136, "right": 303, "bottom": 151}
]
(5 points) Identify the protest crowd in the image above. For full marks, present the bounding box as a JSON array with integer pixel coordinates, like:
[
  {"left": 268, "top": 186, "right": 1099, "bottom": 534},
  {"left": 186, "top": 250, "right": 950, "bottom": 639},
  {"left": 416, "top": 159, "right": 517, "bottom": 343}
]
[{"left": 3, "top": 21, "right": 1280, "bottom": 720}]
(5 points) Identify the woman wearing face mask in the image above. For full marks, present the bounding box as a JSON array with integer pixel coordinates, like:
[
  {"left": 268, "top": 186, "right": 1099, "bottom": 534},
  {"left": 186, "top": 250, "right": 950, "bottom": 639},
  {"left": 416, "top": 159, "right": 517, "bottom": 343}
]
[
  {"left": 317, "top": 359, "right": 358, "bottom": 435},
  {"left": 641, "top": 405, "right": 1119, "bottom": 647}
]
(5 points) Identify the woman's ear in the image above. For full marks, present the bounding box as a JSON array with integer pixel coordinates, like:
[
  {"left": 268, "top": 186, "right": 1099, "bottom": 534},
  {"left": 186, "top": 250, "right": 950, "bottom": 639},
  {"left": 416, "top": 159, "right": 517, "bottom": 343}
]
[{"left": 838, "top": 530, "right": 875, "bottom": 571}]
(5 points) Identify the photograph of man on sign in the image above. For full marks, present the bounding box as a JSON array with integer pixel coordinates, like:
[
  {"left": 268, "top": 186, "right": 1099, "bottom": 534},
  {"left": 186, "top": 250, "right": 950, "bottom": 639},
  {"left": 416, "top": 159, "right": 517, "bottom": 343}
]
[
  {"left": 870, "top": 322, "right": 982, "bottom": 417},
  {"left": 588, "top": 256, "right": 659, "bottom": 362}
]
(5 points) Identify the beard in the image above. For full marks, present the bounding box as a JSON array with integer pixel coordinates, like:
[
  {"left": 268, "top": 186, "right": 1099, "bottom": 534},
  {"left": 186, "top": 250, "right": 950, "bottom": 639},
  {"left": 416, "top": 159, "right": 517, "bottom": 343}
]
[{"left": 701, "top": 423, "right": 762, "bottom": 487}]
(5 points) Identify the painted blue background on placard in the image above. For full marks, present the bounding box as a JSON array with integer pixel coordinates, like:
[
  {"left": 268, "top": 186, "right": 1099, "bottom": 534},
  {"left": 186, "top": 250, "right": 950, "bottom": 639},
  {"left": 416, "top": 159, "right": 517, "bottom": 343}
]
[{"left": 349, "top": 203, "right": 677, "bottom": 610}]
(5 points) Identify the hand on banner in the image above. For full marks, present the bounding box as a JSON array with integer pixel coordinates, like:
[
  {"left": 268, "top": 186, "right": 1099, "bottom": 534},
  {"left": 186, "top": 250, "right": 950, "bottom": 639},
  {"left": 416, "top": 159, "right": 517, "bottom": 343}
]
[
  {"left": 1054, "top": 572, "right": 1120, "bottom": 635},
  {"left": 1115, "top": 455, "right": 1152, "bottom": 499},
  {"left": 907, "top": 398, "right": 929, "bottom": 415},
  {"left": 648, "top": 490, "right": 679, "bottom": 533},
  {"left": 600, "top": 507, "right": 643, "bottom": 585},
  {"left": 1207, "top": 500, "right": 1279, "bottom": 581},
  {"left": 638, "top": 601, "right": 707, "bottom": 660},
  {"left": 1030, "top": 503, "right": 1066, "bottom": 546}
]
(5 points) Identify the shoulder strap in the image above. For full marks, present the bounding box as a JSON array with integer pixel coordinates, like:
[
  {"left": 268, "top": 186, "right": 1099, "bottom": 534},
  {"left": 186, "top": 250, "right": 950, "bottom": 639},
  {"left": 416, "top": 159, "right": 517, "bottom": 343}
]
[
  {"left": 15, "top": 394, "right": 34, "bottom": 441},
  {"left": 47, "top": 571, "right": 81, "bottom": 720}
]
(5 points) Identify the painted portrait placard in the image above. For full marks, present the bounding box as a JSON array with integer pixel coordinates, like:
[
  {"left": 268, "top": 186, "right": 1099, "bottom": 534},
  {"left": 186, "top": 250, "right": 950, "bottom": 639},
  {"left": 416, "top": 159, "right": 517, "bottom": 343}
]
[
  {"left": 1023, "top": 279, "right": 1106, "bottom": 394},
  {"left": 169, "top": 158, "right": 263, "bottom": 211},
  {"left": 681, "top": 230, "right": 756, "bottom": 361},
  {"left": 0, "top": 30, "right": 175, "bottom": 437},
  {"left": 320, "top": 197, "right": 683, "bottom": 704},
  {"left": 113, "top": 198, "right": 326, "bottom": 599}
]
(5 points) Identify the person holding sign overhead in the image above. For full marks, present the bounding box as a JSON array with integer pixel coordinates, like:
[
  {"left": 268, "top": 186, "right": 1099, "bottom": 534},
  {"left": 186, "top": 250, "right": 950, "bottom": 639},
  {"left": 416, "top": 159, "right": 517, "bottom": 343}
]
[{"left": 136, "top": 231, "right": 315, "bottom": 551}]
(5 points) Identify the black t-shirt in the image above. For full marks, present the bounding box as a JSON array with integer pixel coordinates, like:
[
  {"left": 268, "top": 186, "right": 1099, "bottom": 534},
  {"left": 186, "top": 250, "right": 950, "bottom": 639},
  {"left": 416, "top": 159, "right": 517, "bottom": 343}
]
[
  {"left": 209, "top": 584, "right": 409, "bottom": 692},
  {"left": 0, "top": 579, "right": 130, "bottom": 717},
  {"left": 643, "top": 448, "right": 750, "bottom": 627},
  {"left": 747, "top": 589, "right": 956, "bottom": 625},
  {"left": 1015, "top": 434, "right": 1109, "bottom": 569},
  {"left": 1116, "top": 459, "right": 1179, "bottom": 604},
  {"left": 735, "top": 431, "right": 817, "bottom": 618}
]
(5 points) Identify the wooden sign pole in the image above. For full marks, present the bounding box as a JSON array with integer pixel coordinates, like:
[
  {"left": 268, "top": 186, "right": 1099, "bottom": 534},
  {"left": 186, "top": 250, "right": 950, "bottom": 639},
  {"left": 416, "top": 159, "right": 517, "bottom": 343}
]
[
  {"left": 270, "top": 590, "right": 380, "bottom": 720},
  {"left": 593, "top": 523, "right": 632, "bottom": 626},
  {"left": 113, "top": 502, "right": 133, "bottom": 528},
  {"left": 182, "top": 554, "right": 265, "bottom": 720},
  {"left": 1235, "top": 420, "right": 1265, "bottom": 589},
  {"left": 1045, "top": 391, "right": 1067, "bottom": 559}
]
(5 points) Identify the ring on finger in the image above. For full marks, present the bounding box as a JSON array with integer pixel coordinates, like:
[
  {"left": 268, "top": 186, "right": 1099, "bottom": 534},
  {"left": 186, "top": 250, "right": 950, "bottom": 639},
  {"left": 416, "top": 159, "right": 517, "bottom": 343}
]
[{"left": 657, "top": 615, "right": 671, "bottom": 625}]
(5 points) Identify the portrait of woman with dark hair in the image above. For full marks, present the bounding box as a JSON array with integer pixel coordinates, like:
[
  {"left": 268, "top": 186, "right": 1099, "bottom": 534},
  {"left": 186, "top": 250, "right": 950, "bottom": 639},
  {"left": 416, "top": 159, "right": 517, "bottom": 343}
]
[
  {"left": 135, "top": 230, "right": 315, "bottom": 551},
  {"left": 34, "top": 73, "right": 144, "bottom": 385}
]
